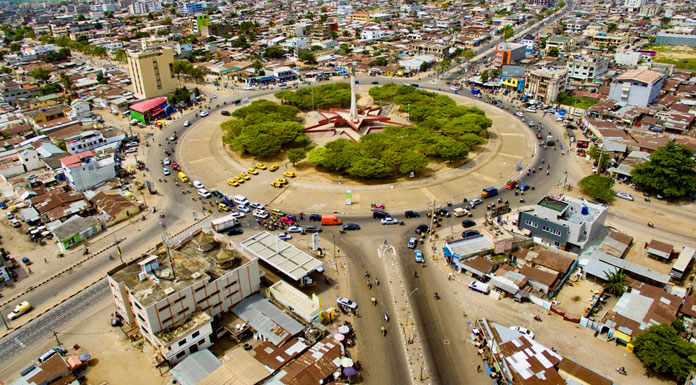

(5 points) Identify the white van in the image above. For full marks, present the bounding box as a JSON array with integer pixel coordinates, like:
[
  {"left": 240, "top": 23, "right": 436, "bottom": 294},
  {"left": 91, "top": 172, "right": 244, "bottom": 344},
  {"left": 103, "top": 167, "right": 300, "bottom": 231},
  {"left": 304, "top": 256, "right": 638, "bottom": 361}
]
[
  {"left": 469, "top": 280, "right": 490, "bottom": 294},
  {"left": 233, "top": 195, "right": 249, "bottom": 206},
  {"left": 198, "top": 188, "right": 211, "bottom": 198}
]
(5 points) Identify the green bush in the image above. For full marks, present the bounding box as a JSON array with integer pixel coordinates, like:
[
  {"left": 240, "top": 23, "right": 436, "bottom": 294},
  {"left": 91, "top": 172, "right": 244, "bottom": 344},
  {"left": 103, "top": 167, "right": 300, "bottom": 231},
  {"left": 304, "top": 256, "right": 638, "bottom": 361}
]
[{"left": 275, "top": 83, "right": 353, "bottom": 111}]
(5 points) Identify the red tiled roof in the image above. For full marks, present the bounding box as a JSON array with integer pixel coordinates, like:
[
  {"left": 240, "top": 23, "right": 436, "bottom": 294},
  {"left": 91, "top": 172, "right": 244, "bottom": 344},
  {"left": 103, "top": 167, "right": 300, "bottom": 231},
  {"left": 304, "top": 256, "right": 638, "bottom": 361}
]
[
  {"left": 129, "top": 97, "right": 167, "bottom": 113},
  {"left": 59, "top": 150, "right": 94, "bottom": 169}
]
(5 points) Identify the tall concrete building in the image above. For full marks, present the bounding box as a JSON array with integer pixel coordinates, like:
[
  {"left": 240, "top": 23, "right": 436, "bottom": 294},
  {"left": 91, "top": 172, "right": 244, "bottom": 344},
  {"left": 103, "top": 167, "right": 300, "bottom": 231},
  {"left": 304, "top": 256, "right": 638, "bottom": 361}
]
[{"left": 127, "top": 47, "right": 178, "bottom": 99}]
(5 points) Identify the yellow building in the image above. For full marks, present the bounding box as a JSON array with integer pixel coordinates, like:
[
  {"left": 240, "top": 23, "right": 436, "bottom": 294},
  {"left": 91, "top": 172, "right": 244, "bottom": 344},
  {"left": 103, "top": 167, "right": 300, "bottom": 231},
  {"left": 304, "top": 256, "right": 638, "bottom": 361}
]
[
  {"left": 126, "top": 47, "right": 178, "bottom": 99},
  {"left": 351, "top": 12, "right": 370, "bottom": 22}
]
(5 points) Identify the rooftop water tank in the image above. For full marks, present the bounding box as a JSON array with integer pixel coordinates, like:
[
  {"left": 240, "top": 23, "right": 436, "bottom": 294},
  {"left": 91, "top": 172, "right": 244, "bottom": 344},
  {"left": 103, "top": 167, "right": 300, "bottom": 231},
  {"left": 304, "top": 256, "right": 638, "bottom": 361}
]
[{"left": 581, "top": 205, "right": 589, "bottom": 215}]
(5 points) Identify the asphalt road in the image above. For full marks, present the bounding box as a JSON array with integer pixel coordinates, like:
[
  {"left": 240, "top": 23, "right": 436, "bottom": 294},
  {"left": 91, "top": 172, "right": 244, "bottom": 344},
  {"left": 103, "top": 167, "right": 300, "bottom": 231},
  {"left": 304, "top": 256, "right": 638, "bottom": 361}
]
[{"left": 0, "top": 279, "right": 109, "bottom": 361}]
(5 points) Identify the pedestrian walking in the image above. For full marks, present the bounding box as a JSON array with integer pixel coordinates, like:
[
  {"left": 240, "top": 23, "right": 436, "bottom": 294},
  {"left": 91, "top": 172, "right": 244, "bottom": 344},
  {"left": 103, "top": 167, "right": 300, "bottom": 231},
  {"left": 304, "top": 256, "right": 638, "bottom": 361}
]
[
  {"left": 27, "top": 267, "right": 32, "bottom": 274},
  {"left": 44, "top": 258, "right": 48, "bottom": 264}
]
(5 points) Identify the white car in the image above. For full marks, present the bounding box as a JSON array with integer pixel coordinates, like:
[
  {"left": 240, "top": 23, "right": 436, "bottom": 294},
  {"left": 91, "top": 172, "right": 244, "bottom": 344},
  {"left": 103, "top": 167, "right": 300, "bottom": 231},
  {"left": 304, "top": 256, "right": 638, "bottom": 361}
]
[
  {"left": 525, "top": 108, "right": 536, "bottom": 113},
  {"left": 470, "top": 198, "right": 483, "bottom": 207},
  {"left": 336, "top": 297, "right": 357, "bottom": 309},
  {"left": 211, "top": 94, "right": 217, "bottom": 99},
  {"left": 253, "top": 209, "right": 269, "bottom": 219},
  {"left": 236, "top": 205, "right": 251, "bottom": 213},
  {"left": 200, "top": 111, "right": 209, "bottom": 117},
  {"left": 198, "top": 188, "right": 211, "bottom": 198},
  {"left": 125, "top": 148, "right": 137, "bottom": 154},
  {"left": 229, "top": 212, "right": 245, "bottom": 219},
  {"left": 556, "top": 116, "right": 564, "bottom": 122},
  {"left": 164, "top": 158, "right": 171, "bottom": 165},
  {"left": 163, "top": 168, "right": 170, "bottom": 176},
  {"left": 510, "top": 326, "right": 535, "bottom": 339},
  {"left": 515, "top": 111, "right": 524, "bottom": 117},
  {"left": 616, "top": 192, "right": 634, "bottom": 201},
  {"left": 193, "top": 180, "right": 204, "bottom": 189},
  {"left": 184, "top": 120, "right": 191, "bottom": 127},
  {"left": 449, "top": 85, "right": 458, "bottom": 91},
  {"left": 287, "top": 225, "right": 304, "bottom": 233},
  {"left": 243, "top": 86, "right": 254, "bottom": 90},
  {"left": 381, "top": 217, "right": 399, "bottom": 225},
  {"left": 250, "top": 202, "right": 265, "bottom": 210}
]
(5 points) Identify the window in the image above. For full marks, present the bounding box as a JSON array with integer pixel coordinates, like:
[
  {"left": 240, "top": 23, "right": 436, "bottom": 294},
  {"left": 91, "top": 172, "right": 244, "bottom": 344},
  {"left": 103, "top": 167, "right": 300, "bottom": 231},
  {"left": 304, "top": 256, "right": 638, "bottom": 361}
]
[
  {"left": 524, "top": 220, "right": 538, "bottom": 228},
  {"left": 178, "top": 338, "right": 187, "bottom": 346},
  {"left": 162, "top": 316, "right": 172, "bottom": 324},
  {"left": 192, "top": 331, "right": 200, "bottom": 338},
  {"left": 159, "top": 303, "right": 170, "bottom": 311},
  {"left": 195, "top": 286, "right": 205, "bottom": 293},
  {"left": 176, "top": 351, "right": 186, "bottom": 359},
  {"left": 198, "top": 339, "right": 206, "bottom": 346}
]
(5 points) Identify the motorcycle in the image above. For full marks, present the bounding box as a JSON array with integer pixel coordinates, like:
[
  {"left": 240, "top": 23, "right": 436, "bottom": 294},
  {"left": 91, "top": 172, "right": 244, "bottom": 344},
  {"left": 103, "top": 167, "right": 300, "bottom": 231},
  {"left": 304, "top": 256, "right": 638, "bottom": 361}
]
[
  {"left": 84, "top": 248, "right": 89, "bottom": 255},
  {"left": 371, "top": 297, "right": 377, "bottom": 306},
  {"left": 534, "top": 315, "right": 542, "bottom": 322},
  {"left": 616, "top": 367, "right": 627, "bottom": 376},
  {"left": 384, "top": 312, "right": 389, "bottom": 322},
  {"left": 381, "top": 325, "right": 387, "bottom": 336},
  {"left": 434, "top": 292, "right": 440, "bottom": 300},
  {"left": 648, "top": 222, "right": 655, "bottom": 228}
]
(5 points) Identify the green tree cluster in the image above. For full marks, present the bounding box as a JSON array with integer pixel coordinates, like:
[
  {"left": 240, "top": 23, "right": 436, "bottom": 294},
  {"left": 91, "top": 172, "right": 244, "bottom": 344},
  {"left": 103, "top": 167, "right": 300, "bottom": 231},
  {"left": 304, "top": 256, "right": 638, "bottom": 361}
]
[
  {"left": 633, "top": 323, "right": 696, "bottom": 382},
  {"left": 631, "top": 142, "right": 696, "bottom": 198},
  {"left": 275, "top": 83, "right": 353, "bottom": 111},
  {"left": 167, "top": 86, "right": 194, "bottom": 106},
  {"left": 298, "top": 51, "right": 317, "bottom": 64},
  {"left": 171, "top": 60, "right": 206, "bottom": 84},
  {"left": 54, "top": 36, "right": 107, "bottom": 57},
  {"left": 220, "top": 100, "right": 309, "bottom": 158},
  {"left": 578, "top": 174, "right": 615, "bottom": 203},
  {"left": 41, "top": 48, "right": 72, "bottom": 63},
  {"left": 307, "top": 85, "right": 489, "bottom": 178},
  {"left": 29, "top": 66, "right": 52, "bottom": 82},
  {"left": 263, "top": 45, "right": 286, "bottom": 59}
]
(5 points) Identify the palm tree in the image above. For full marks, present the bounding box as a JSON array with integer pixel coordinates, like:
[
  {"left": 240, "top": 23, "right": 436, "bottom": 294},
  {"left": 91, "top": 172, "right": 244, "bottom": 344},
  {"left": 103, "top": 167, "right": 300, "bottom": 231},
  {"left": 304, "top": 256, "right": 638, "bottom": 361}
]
[
  {"left": 58, "top": 72, "right": 73, "bottom": 93},
  {"left": 603, "top": 269, "right": 628, "bottom": 296}
]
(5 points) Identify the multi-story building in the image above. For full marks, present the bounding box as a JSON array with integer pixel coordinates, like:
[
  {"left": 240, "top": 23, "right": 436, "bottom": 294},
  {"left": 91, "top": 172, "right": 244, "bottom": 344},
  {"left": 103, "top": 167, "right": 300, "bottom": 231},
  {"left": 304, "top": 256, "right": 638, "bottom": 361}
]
[
  {"left": 312, "top": 23, "right": 334, "bottom": 41},
  {"left": 65, "top": 130, "right": 107, "bottom": 154},
  {"left": 361, "top": 29, "right": 384, "bottom": 41},
  {"left": 414, "top": 42, "right": 451, "bottom": 58},
  {"left": 127, "top": 47, "right": 178, "bottom": 99},
  {"left": 517, "top": 196, "right": 608, "bottom": 252},
  {"left": 520, "top": 34, "right": 536, "bottom": 54},
  {"left": 107, "top": 230, "right": 261, "bottom": 364},
  {"left": 655, "top": 32, "right": 696, "bottom": 48},
  {"left": 493, "top": 43, "right": 526, "bottom": 68},
  {"left": 180, "top": 2, "right": 206, "bottom": 14},
  {"left": 524, "top": 66, "right": 568, "bottom": 103},
  {"left": 566, "top": 54, "right": 609, "bottom": 83},
  {"left": 129, "top": 1, "right": 162, "bottom": 15},
  {"left": 499, "top": 65, "right": 526, "bottom": 92},
  {"left": 624, "top": 0, "right": 643, "bottom": 11},
  {"left": 351, "top": 12, "right": 370, "bottom": 23},
  {"left": 545, "top": 35, "right": 575, "bottom": 55},
  {"left": 60, "top": 150, "right": 116, "bottom": 191},
  {"left": 608, "top": 69, "right": 664, "bottom": 108},
  {"left": 189, "top": 15, "right": 209, "bottom": 34},
  {"left": 50, "top": 24, "right": 70, "bottom": 37},
  {"left": 0, "top": 82, "right": 40, "bottom": 104}
]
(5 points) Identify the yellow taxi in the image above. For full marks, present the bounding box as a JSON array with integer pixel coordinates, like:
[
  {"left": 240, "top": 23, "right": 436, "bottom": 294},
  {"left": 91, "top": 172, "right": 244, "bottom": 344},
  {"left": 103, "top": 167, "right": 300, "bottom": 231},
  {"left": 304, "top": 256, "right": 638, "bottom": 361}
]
[
  {"left": 270, "top": 181, "right": 283, "bottom": 188},
  {"left": 227, "top": 179, "right": 239, "bottom": 187},
  {"left": 240, "top": 173, "right": 250, "bottom": 180},
  {"left": 271, "top": 209, "right": 286, "bottom": 216},
  {"left": 276, "top": 177, "right": 288, "bottom": 185},
  {"left": 256, "top": 163, "right": 267, "bottom": 170},
  {"left": 283, "top": 171, "right": 296, "bottom": 178},
  {"left": 269, "top": 164, "right": 279, "bottom": 171},
  {"left": 247, "top": 168, "right": 258, "bottom": 175},
  {"left": 218, "top": 203, "right": 231, "bottom": 211}
]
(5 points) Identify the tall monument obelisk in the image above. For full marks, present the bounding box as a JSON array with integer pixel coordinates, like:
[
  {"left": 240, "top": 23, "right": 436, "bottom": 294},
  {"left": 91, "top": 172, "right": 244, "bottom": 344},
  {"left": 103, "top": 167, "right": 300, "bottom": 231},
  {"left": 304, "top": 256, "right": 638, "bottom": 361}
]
[{"left": 349, "top": 67, "right": 358, "bottom": 123}]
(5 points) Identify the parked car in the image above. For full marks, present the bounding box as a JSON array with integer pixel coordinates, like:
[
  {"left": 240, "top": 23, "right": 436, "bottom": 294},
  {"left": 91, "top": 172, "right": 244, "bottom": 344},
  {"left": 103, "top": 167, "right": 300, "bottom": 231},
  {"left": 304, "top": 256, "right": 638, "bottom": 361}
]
[
  {"left": 414, "top": 250, "right": 424, "bottom": 263},
  {"left": 407, "top": 237, "right": 418, "bottom": 249},
  {"left": 278, "top": 232, "right": 292, "bottom": 240},
  {"left": 163, "top": 168, "right": 170, "bottom": 176},
  {"left": 461, "top": 219, "right": 476, "bottom": 228},
  {"left": 615, "top": 192, "right": 634, "bottom": 201},
  {"left": 337, "top": 297, "right": 358, "bottom": 309},
  {"left": 226, "top": 228, "right": 244, "bottom": 236},
  {"left": 236, "top": 205, "right": 251, "bottom": 213},
  {"left": 381, "top": 217, "right": 399, "bottom": 225},
  {"left": 229, "top": 212, "right": 245, "bottom": 219},
  {"left": 253, "top": 209, "right": 269, "bottom": 219},
  {"left": 510, "top": 326, "right": 535, "bottom": 339},
  {"left": 404, "top": 210, "right": 420, "bottom": 218},
  {"left": 211, "top": 190, "right": 224, "bottom": 198},
  {"left": 306, "top": 225, "right": 322, "bottom": 233},
  {"left": 287, "top": 226, "right": 304, "bottom": 233},
  {"left": 198, "top": 188, "right": 211, "bottom": 198},
  {"left": 250, "top": 202, "right": 265, "bottom": 209},
  {"left": 342, "top": 223, "right": 361, "bottom": 231},
  {"left": 193, "top": 180, "right": 204, "bottom": 189},
  {"left": 309, "top": 214, "right": 322, "bottom": 221},
  {"left": 461, "top": 229, "right": 481, "bottom": 239}
]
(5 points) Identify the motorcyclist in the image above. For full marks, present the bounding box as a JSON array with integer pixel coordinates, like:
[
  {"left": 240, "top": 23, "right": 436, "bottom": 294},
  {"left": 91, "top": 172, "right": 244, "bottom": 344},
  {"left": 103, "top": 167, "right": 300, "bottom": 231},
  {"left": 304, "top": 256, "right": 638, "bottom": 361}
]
[
  {"left": 371, "top": 296, "right": 377, "bottom": 305},
  {"left": 384, "top": 312, "right": 389, "bottom": 322},
  {"left": 434, "top": 292, "right": 440, "bottom": 300}
]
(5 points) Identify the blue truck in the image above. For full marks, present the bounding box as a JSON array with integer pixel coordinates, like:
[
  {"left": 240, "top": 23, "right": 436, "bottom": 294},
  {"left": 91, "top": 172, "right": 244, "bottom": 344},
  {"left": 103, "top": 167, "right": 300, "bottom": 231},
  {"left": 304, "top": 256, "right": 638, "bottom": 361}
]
[{"left": 481, "top": 186, "right": 499, "bottom": 198}]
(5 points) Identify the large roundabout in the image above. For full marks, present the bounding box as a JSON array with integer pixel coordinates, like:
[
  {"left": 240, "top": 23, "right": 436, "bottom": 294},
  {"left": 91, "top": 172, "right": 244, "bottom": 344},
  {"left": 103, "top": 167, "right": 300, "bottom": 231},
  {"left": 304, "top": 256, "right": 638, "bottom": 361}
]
[{"left": 175, "top": 80, "right": 537, "bottom": 213}]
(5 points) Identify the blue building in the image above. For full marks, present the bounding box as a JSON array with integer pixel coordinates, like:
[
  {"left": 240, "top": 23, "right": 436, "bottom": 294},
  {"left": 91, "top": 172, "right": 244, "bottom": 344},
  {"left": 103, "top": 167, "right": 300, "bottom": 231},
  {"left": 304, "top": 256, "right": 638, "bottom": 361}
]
[
  {"left": 499, "top": 65, "right": 526, "bottom": 92},
  {"left": 608, "top": 69, "right": 664, "bottom": 107},
  {"left": 181, "top": 2, "right": 206, "bottom": 14}
]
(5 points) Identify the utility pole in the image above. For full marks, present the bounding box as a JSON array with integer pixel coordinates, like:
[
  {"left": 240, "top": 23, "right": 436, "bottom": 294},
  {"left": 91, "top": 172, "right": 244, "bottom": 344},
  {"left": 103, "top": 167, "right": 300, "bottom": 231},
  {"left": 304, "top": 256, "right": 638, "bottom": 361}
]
[
  {"left": 0, "top": 309, "right": 9, "bottom": 330},
  {"left": 53, "top": 331, "right": 63, "bottom": 350}
]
